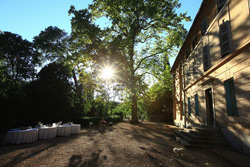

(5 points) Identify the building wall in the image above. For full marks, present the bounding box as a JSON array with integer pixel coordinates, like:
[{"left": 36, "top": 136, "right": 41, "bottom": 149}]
[{"left": 172, "top": 0, "right": 250, "bottom": 155}]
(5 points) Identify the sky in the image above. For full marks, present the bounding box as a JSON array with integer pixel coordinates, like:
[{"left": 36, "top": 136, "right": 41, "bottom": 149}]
[{"left": 0, "top": 0, "right": 203, "bottom": 66}]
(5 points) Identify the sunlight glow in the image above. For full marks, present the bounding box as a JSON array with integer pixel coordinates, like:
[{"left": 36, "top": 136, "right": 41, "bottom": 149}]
[{"left": 100, "top": 66, "right": 115, "bottom": 80}]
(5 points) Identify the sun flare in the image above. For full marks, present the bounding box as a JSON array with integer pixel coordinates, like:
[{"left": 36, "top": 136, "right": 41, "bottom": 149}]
[{"left": 100, "top": 66, "right": 114, "bottom": 80}]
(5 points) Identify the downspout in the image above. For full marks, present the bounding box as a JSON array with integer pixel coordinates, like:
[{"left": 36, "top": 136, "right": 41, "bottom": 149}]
[{"left": 183, "top": 63, "right": 187, "bottom": 128}]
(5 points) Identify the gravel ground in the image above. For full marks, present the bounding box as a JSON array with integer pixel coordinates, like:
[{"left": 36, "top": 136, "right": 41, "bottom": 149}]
[{"left": 0, "top": 122, "right": 249, "bottom": 167}]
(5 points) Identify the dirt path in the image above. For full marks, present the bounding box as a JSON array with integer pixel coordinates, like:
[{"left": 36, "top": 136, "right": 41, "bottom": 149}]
[{"left": 0, "top": 122, "right": 249, "bottom": 167}]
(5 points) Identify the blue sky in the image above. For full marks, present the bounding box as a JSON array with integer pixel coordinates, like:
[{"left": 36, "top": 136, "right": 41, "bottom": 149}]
[{"left": 0, "top": 0, "right": 203, "bottom": 65}]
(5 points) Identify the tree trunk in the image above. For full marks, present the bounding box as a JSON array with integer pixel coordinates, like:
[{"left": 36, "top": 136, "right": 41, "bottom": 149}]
[
  {"left": 129, "top": 25, "right": 139, "bottom": 123},
  {"left": 130, "top": 69, "right": 139, "bottom": 123},
  {"left": 72, "top": 69, "right": 84, "bottom": 114},
  {"left": 131, "top": 86, "right": 139, "bottom": 123}
]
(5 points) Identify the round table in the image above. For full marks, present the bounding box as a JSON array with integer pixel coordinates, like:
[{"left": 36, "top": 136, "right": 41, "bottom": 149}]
[
  {"left": 38, "top": 127, "right": 57, "bottom": 140},
  {"left": 57, "top": 125, "right": 71, "bottom": 136},
  {"left": 71, "top": 124, "right": 81, "bottom": 134},
  {"left": 5, "top": 128, "right": 38, "bottom": 144}
]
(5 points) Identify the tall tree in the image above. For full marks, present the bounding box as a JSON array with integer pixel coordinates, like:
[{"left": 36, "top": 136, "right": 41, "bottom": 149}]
[
  {"left": 0, "top": 32, "right": 40, "bottom": 96},
  {"left": 89, "top": 0, "right": 190, "bottom": 123},
  {"left": 33, "top": 23, "right": 102, "bottom": 114},
  {"left": 27, "top": 62, "right": 77, "bottom": 121}
]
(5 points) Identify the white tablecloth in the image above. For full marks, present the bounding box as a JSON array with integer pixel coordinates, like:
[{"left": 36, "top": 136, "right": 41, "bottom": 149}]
[
  {"left": 57, "top": 125, "right": 71, "bottom": 136},
  {"left": 38, "top": 127, "right": 57, "bottom": 140},
  {"left": 5, "top": 128, "right": 38, "bottom": 144},
  {"left": 71, "top": 124, "right": 81, "bottom": 134}
]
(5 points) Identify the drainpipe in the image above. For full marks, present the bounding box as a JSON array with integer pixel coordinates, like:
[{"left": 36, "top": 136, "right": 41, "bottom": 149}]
[
  {"left": 211, "top": 82, "right": 216, "bottom": 128},
  {"left": 182, "top": 63, "right": 187, "bottom": 128}
]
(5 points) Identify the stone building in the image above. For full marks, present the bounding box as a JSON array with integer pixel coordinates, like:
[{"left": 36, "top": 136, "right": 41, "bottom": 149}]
[{"left": 171, "top": 0, "right": 250, "bottom": 155}]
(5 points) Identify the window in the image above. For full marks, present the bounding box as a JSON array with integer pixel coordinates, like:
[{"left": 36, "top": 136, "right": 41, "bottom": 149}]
[
  {"left": 219, "top": 21, "right": 232, "bottom": 57},
  {"left": 201, "top": 18, "right": 208, "bottom": 35},
  {"left": 224, "top": 79, "right": 238, "bottom": 116},
  {"left": 186, "top": 48, "right": 190, "bottom": 59},
  {"left": 193, "top": 56, "right": 197, "bottom": 78},
  {"left": 195, "top": 94, "right": 199, "bottom": 116},
  {"left": 203, "top": 45, "right": 210, "bottom": 71},
  {"left": 186, "top": 67, "right": 190, "bottom": 86},
  {"left": 192, "top": 36, "right": 198, "bottom": 50},
  {"left": 184, "top": 65, "right": 190, "bottom": 86},
  {"left": 188, "top": 97, "right": 191, "bottom": 116},
  {"left": 217, "top": 0, "right": 226, "bottom": 11}
]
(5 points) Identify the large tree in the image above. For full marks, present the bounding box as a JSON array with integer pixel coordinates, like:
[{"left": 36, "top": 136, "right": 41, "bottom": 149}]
[
  {"left": 0, "top": 32, "right": 40, "bottom": 97},
  {"left": 34, "top": 19, "right": 104, "bottom": 114},
  {"left": 89, "top": 0, "right": 190, "bottom": 123}
]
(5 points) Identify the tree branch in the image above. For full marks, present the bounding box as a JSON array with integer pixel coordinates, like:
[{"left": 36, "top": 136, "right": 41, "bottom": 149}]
[{"left": 134, "top": 52, "right": 163, "bottom": 72}]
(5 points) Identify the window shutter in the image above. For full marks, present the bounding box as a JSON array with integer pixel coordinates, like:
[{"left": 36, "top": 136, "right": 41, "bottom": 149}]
[
  {"left": 203, "top": 45, "right": 210, "bottom": 71},
  {"left": 195, "top": 94, "right": 199, "bottom": 116},
  {"left": 218, "top": 0, "right": 226, "bottom": 11},
  {"left": 201, "top": 19, "right": 208, "bottom": 35},
  {"left": 224, "top": 79, "right": 238, "bottom": 116},
  {"left": 186, "top": 49, "right": 190, "bottom": 59},
  {"left": 219, "top": 21, "right": 231, "bottom": 57},
  {"left": 188, "top": 97, "right": 191, "bottom": 116},
  {"left": 192, "top": 36, "right": 198, "bottom": 49}
]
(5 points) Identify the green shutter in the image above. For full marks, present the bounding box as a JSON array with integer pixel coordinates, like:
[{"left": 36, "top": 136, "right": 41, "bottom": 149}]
[
  {"left": 195, "top": 94, "right": 199, "bottom": 116},
  {"left": 188, "top": 97, "right": 191, "bottom": 116},
  {"left": 230, "top": 80, "right": 238, "bottom": 116},
  {"left": 224, "top": 79, "right": 238, "bottom": 116}
]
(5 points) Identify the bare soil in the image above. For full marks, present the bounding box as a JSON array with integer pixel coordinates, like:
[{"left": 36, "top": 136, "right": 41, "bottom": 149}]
[{"left": 0, "top": 122, "right": 249, "bottom": 167}]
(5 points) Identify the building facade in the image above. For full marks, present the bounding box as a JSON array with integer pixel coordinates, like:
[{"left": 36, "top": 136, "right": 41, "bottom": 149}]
[{"left": 171, "top": 0, "right": 250, "bottom": 155}]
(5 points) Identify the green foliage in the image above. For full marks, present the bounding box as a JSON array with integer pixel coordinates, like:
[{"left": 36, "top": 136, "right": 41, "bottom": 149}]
[
  {"left": 88, "top": 0, "right": 190, "bottom": 122},
  {"left": 142, "top": 82, "right": 173, "bottom": 120},
  {"left": 112, "top": 101, "right": 131, "bottom": 117},
  {"left": 26, "top": 62, "right": 79, "bottom": 121},
  {"left": 33, "top": 26, "right": 68, "bottom": 62},
  {"left": 0, "top": 32, "right": 40, "bottom": 97}
]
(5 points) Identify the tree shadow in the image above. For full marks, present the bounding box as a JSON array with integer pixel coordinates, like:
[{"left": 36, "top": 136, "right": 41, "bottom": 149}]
[{"left": 0, "top": 129, "right": 99, "bottom": 167}]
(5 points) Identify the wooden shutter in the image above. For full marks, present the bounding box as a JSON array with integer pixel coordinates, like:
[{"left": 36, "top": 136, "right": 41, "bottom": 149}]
[
  {"left": 195, "top": 94, "right": 199, "bottom": 116},
  {"left": 219, "top": 21, "right": 231, "bottom": 57},
  {"left": 218, "top": 0, "right": 226, "bottom": 11},
  {"left": 186, "top": 49, "right": 190, "bottom": 59},
  {"left": 201, "top": 19, "right": 208, "bottom": 35},
  {"left": 192, "top": 36, "right": 198, "bottom": 50},
  {"left": 224, "top": 79, "right": 238, "bottom": 116},
  {"left": 188, "top": 97, "right": 191, "bottom": 116},
  {"left": 203, "top": 45, "right": 210, "bottom": 71}
]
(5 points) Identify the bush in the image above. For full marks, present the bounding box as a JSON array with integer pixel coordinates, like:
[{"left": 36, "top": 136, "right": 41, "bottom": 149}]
[{"left": 69, "top": 116, "right": 123, "bottom": 127}]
